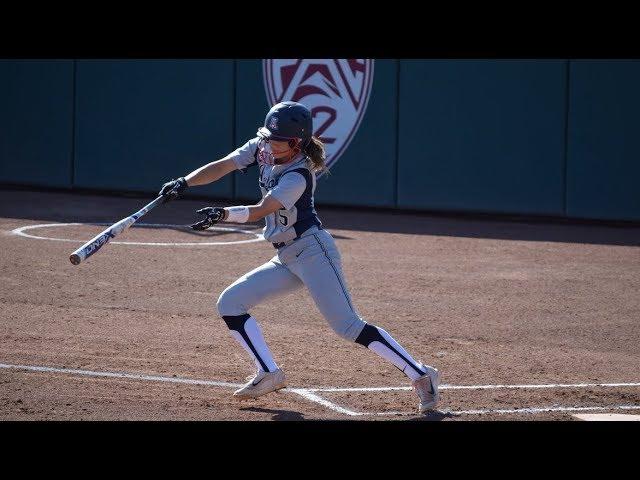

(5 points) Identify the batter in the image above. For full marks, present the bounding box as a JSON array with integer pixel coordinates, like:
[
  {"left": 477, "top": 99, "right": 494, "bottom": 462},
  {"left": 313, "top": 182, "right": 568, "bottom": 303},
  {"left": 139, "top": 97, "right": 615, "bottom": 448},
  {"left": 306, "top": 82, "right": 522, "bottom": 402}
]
[{"left": 159, "top": 101, "right": 440, "bottom": 413}]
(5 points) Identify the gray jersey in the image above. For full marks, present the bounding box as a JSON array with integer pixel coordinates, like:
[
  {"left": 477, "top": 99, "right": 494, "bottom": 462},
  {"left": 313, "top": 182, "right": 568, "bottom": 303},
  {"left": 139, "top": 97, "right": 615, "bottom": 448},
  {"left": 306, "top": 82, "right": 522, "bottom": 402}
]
[{"left": 229, "top": 137, "right": 323, "bottom": 244}]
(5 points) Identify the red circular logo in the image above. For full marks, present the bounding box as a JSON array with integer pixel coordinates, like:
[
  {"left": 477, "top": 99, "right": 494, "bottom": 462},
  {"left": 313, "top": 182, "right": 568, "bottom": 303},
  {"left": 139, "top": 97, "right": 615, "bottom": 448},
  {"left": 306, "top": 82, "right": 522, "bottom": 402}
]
[{"left": 263, "top": 59, "right": 375, "bottom": 173}]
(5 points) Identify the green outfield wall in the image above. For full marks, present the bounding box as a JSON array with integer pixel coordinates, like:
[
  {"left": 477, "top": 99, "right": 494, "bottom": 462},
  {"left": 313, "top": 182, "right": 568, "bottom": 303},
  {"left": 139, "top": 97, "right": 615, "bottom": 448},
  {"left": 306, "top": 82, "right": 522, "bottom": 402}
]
[{"left": 1, "top": 59, "right": 638, "bottom": 221}]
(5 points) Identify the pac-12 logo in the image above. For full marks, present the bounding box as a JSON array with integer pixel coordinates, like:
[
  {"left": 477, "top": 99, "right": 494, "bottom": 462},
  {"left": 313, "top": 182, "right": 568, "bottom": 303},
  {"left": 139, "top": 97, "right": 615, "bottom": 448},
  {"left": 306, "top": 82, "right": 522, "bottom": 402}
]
[{"left": 263, "top": 59, "right": 374, "bottom": 174}]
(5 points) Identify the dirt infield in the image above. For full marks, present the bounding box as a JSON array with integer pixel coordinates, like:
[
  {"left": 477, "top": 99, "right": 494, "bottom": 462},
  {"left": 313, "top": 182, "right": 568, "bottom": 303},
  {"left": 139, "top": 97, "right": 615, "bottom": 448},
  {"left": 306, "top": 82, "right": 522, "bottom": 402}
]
[{"left": 1, "top": 188, "right": 639, "bottom": 421}]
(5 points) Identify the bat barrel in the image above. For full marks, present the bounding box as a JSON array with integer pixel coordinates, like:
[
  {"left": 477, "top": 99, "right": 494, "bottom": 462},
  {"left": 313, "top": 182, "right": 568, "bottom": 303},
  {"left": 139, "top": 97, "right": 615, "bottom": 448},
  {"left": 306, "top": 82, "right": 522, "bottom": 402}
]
[
  {"left": 68, "top": 195, "right": 164, "bottom": 266},
  {"left": 68, "top": 227, "right": 115, "bottom": 265}
]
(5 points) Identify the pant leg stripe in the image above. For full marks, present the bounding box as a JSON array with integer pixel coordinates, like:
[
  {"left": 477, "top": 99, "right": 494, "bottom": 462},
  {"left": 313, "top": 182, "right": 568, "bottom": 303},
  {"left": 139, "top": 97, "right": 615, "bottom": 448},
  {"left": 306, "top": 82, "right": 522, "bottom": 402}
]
[
  {"left": 356, "top": 324, "right": 426, "bottom": 376},
  {"left": 238, "top": 328, "right": 270, "bottom": 373},
  {"left": 383, "top": 341, "right": 426, "bottom": 376},
  {"left": 312, "top": 234, "right": 356, "bottom": 313},
  {"left": 222, "top": 314, "right": 269, "bottom": 372}
]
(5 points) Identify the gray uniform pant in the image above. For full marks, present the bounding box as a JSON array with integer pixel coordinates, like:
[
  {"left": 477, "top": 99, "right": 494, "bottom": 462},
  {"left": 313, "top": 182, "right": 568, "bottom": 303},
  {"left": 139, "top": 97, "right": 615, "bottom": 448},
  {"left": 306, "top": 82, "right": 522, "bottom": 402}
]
[{"left": 216, "top": 227, "right": 367, "bottom": 342}]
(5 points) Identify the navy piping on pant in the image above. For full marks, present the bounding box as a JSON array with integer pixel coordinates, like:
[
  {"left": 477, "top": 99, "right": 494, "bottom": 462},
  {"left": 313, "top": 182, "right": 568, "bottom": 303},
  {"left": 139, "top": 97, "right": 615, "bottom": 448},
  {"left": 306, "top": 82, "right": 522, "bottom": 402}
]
[
  {"left": 312, "top": 234, "right": 356, "bottom": 314},
  {"left": 355, "top": 324, "right": 426, "bottom": 376},
  {"left": 222, "top": 313, "right": 270, "bottom": 372}
]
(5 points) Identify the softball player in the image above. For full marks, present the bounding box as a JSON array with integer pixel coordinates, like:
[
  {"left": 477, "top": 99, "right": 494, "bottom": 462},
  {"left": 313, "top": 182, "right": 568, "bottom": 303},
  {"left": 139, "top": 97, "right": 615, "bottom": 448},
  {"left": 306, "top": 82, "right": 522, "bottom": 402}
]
[{"left": 159, "top": 101, "right": 440, "bottom": 413}]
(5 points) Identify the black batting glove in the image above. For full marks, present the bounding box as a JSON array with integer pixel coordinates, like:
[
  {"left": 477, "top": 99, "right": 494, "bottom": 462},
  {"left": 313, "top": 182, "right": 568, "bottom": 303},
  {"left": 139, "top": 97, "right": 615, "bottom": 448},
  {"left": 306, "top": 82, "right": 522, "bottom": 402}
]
[
  {"left": 190, "top": 207, "right": 226, "bottom": 230},
  {"left": 159, "top": 177, "right": 188, "bottom": 203}
]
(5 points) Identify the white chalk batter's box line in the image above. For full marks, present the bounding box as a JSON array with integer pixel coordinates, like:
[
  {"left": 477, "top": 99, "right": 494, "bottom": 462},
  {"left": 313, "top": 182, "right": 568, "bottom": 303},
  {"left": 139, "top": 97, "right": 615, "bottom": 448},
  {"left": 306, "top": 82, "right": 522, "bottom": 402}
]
[
  {"left": 9, "top": 223, "right": 265, "bottom": 246},
  {"left": 2, "top": 362, "right": 640, "bottom": 418}
]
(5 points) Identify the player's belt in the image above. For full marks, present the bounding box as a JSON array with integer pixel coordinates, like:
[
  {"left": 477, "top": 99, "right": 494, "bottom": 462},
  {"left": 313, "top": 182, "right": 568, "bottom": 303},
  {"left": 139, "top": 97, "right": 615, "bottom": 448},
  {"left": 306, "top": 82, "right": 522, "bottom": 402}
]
[
  {"left": 272, "top": 239, "right": 295, "bottom": 249},
  {"left": 272, "top": 224, "right": 323, "bottom": 249}
]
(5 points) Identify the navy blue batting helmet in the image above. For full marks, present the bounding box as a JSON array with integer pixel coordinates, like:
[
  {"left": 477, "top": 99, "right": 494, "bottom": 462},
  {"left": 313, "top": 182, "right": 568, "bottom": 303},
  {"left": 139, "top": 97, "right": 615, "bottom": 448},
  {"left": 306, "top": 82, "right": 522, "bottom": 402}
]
[{"left": 257, "top": 101, "right": 313, "bottom": 148}]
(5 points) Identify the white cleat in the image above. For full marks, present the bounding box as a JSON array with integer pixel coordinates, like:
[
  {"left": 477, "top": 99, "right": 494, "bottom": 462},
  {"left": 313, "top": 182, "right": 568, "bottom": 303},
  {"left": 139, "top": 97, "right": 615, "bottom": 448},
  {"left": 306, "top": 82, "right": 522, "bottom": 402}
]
[
  {"left": 233, "top": 368, "right": 287, "bottom": 400},
  {"left": 413, "top": 366, "right": 440, "bottom": 413}
]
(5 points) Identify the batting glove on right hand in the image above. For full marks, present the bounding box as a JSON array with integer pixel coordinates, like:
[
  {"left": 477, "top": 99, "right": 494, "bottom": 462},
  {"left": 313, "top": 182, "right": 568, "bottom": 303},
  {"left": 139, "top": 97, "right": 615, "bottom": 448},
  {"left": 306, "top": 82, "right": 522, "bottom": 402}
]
[
  {"left": 190, "top": 207, "right": 226, "bottom": 230},
  {"left": 159, "top": 177, "right": 188, "bottom": 203}
]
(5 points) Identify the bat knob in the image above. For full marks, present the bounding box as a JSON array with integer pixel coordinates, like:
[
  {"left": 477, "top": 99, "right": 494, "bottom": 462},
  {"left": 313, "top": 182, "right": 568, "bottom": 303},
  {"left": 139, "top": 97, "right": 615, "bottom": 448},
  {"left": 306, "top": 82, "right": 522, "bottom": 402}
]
[{"left": 69, "top": 254, "right": 82, "bottom": 265}]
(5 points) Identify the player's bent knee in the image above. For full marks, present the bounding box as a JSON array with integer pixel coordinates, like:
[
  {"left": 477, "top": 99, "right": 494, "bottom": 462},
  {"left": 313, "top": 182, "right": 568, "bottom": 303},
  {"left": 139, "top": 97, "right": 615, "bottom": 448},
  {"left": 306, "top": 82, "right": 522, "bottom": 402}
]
[
  {"left": 330, "top": 315, "right": 367, "bottom": 342},
  {"left": 216, "top": 288, "right": 248, "bottom": 318},
  {"left": 354, "top": 323, "right": 383, "bottom": 347},
  {"left": 220, "top": 313, "right": 250, "bottom": 331}
]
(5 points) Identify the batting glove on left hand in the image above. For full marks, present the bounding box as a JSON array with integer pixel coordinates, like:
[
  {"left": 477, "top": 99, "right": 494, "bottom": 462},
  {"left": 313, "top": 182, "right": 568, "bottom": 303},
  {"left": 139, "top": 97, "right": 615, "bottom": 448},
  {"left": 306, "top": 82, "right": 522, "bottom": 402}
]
[
  {"left": 190, "top": 207, "right": 226, "bottom": 230},
  {"left": 159, "top": 177, "right": 188, "bottom": 203}
]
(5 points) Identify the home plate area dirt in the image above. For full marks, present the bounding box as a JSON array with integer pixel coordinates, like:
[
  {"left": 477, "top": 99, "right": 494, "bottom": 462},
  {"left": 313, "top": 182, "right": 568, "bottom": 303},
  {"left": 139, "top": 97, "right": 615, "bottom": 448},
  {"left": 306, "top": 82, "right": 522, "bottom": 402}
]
[{"left": 1, "top": 189, "right": 639, "bottom": 421}]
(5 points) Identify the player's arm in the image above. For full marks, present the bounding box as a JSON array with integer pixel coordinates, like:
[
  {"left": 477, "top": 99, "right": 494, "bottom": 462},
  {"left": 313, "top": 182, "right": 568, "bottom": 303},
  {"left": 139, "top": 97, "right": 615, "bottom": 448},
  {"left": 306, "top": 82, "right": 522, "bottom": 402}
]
[
  {"left": 190, "top": 172, "right": 306, "bottom": 230},
  {"left": 158, "top": 157, "right": 237, "bottom": 202},
  {"left": 230, "top": 196, "right": 283, "bottom": 223},
  {"left": 190, "top": 197, "right": 283, "bottom": 229},
  {"left": 184, "top": 157, "right": 237, "bottom": 186},
  {"left": 223, "top": 172, "right": 306, "bottom": 223},
  {"left": 159, "top": 138, "right": 259, "bottom": 202}
]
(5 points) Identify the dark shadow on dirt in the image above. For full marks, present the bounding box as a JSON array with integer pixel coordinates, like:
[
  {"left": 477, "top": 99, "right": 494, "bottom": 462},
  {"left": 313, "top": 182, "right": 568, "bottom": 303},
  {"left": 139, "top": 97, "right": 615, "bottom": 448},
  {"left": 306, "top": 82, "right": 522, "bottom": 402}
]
[
  {"left": 239, "top": 406, "right": 306, "bottom": 421},
  {"left": 320, "top": 208, "right": 640, "bottom": 247},
  {"left": 1, "top": 186, "right": 638, "bottom": 246},
  {"left": 404, "top": 410, "right": 456, "bottom": 421}
]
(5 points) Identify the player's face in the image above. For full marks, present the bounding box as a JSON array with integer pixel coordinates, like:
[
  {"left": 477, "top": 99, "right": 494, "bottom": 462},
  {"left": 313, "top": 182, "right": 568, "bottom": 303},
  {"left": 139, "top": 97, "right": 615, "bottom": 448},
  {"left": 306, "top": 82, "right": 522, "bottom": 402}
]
[
  {"left": 257, "top": 137, "right": 301, "bottom": 166},
  {"left": 268, "top": 140, "right": 292, "bottom": 159}
]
